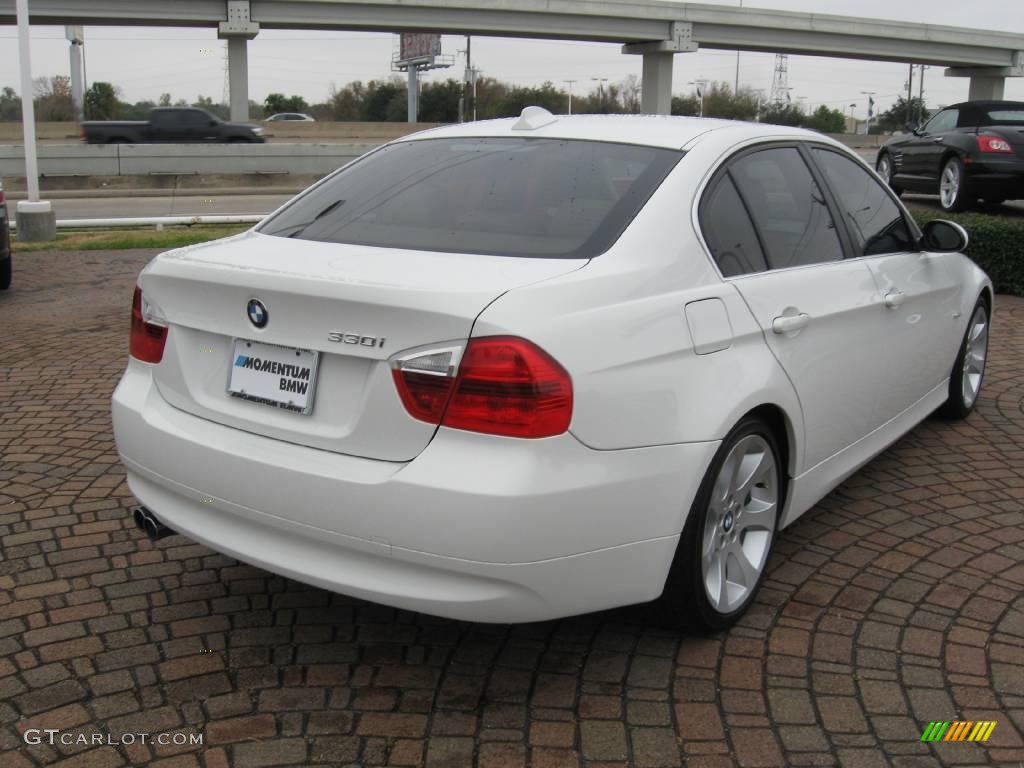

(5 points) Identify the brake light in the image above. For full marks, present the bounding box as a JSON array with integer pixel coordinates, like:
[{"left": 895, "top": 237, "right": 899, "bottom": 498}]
[
  {"left": 130, "top": 287, "right": 168, "bottom": 363},
  {"left": 977, "top": 134, "right": 1013, "bottom": 153},
  {"left": 392, "top": 337, "right": 573, "bottom": 438},
  {"left": 0, "top": 186, "right": 4, "bottom": 204}
]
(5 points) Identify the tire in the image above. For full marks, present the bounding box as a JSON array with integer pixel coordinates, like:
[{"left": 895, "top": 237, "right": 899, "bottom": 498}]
[
  {"left": 0, "top": 256, "right": 10, "bottom": 291},
  {"left": 654, "top": 416, "right": 783, "bottom": 633},
  {"left": 876, "top": 152, "right": 903, "bottom": 196},
  {"left": 940, "top": 298, "right": 989, "bottom": 420},
  {"left": 939, "top": 156, "right": 971, "bottom": 212}
]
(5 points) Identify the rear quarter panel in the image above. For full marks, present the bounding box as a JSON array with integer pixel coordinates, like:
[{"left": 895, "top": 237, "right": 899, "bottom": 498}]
[{"left": 471, "top": 146, "right": 804, "bottom": 466}]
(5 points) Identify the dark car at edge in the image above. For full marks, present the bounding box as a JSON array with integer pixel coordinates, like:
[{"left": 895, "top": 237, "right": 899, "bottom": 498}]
[
  {"left": 876, "top": 100, "right": 1024, "bottom": 211},
  {"left": 82, "top": 107, "right": 266, "bottom": 145},
  {"left": 0, "top": 176, "right": 10, "bottom": 290}
]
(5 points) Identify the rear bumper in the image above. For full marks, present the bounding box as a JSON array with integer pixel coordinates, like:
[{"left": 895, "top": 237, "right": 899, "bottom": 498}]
[
  {"left": 112, "top": 359, "right": 717, "bottom": 622},
  {"left": 965, "top": 157, "right": 1024, "bottom": 198}
]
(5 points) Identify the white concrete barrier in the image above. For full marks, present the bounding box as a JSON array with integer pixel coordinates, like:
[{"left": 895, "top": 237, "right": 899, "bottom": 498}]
[{"left": 0, "top": 143, "right": 376, "bottom": 178}]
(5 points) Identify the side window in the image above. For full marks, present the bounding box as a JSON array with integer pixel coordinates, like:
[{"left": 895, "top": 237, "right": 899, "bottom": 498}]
[
  {"left": 923, "top": 109, "right": 959, "bottom": 133},
  {"left": 729, "top": 147, "right": 844, "bottom": 270},
  {"left": 812, "top": 149, "right": 915, "bottom": 257},
  {"left": 186, "top": 110, "right": 213, "bottom": 128},
  {"left": 700, "top": 175, "right": 768, "bottom": 277}
]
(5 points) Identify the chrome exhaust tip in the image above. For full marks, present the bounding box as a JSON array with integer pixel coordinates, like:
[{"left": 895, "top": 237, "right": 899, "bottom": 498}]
[{"left": 130, "top": 505, "right": 176, "bottom": 540}]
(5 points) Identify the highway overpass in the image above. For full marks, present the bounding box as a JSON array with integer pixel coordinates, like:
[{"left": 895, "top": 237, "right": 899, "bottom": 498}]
[{"left": 1, "top": 0, "right": 1022, "bottom": 117}]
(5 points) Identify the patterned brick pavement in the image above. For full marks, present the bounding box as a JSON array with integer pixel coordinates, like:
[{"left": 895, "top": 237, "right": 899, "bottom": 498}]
[{"left": 1, "top": 249, "right": 1023, "bottom": 768}]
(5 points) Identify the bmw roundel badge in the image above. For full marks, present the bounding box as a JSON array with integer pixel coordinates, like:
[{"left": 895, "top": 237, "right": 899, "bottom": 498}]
[{"left": 247, "top": 299, "right": 268, "bottom": 328}]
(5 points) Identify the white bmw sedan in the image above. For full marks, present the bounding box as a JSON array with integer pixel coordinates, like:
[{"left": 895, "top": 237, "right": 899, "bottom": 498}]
[{"left": 112, "top": 108, "right": 991, "bottom": 631}]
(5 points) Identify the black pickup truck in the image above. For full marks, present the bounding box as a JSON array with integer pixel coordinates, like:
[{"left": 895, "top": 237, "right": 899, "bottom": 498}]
[{"left": 81, "top": 107, "right": 266, "bottom": 144}]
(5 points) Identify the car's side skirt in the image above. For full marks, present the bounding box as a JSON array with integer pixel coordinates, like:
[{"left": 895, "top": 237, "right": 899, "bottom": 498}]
[{"left": 779, "top": 380, "right": 949, "bottom": 529}]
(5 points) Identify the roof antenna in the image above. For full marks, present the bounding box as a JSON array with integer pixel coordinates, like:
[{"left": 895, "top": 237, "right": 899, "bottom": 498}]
[{"left": 512, "top": 105, "right": 558, "bottom": 131}]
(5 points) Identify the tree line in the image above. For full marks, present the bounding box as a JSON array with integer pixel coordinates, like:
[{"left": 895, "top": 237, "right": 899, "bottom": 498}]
[{"left": 0, "top": 75, "right": 928, "bottom": 134}]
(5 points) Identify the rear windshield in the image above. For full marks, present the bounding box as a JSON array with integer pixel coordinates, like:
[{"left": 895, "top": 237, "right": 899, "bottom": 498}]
[
  {"left": 258, "top": 137, "right": 683, "bottom": 258},
  {"left": 985, "top": 109, "right": 1024, "bottom": 125}
]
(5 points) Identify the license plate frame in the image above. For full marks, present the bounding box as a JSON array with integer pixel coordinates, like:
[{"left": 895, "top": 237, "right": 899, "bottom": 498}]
[{"left": 227, "top": 338, "right": 320, "bottom": 416}]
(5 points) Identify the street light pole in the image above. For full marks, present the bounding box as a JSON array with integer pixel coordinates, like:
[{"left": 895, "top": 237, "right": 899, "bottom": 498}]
[
  {"left": 563, "top": 79, "right": 577, "bottom": 115},
  {"left": 15, "top": 0, "right": 55, "bottom": 241},
  {"left": 688, "top": 80, "right": 707, "bottom": 117},
  {"left": 860, "top": 90, "right": 876, "bottom": 135}
]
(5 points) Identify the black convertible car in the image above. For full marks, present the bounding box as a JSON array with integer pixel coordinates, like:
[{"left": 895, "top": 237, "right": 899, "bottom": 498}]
[{"left": 876, "top": 100, "right": 1024, "bottom": 211}]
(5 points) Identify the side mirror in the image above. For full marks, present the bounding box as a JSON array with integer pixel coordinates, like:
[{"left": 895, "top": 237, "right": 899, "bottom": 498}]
[
  {"left": 209, "top": 120, "right": 218, "bottom": 127},
  {"left": 903, "top": 122, "right": 919, "bottom": 135},
  {"left": 921, "top": 219, "right": 968, "bottom": 252}
]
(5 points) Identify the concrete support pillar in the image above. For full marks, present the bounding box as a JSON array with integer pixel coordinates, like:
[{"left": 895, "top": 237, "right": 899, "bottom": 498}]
[
  {"left": 218, "top": 0, "right": 259, "bottom": 122},
  {"left": 641, "top": 52, "right": 674, "bottom": 115},
  {"left": 407, "top": 66, "right": 419, "bottom": 123},
  {"left": 623, "top": 21, "right": 697, "bottom": 117},
  {"left": 968, "top": 75, "right": 1005, "bottom": 101},
  {"left": 66, "top": 26, "right": 84, "bottom": 121},
  {"left": 226, "top": 37, "right": 250, "bottom": 121}
]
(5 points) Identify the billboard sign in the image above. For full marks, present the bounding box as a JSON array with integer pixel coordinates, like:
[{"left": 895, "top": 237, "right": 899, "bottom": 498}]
[{"left": 399, "top": 33, "right": 441, "bottom": 63}]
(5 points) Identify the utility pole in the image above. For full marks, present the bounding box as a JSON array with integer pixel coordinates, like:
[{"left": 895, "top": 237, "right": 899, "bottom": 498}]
[
  {"left": 917, "top": 65, "right": 926, "bottom": 126},
  {"left": 591, "top": 77, "right": 609, "bottom": 111},
  {"left": 464, "top": 35, "right": 475, "bottom": 122},
  {"left": 905, "top": 63, "right": 914, "bottom": 127},
  {"left": 734, "top": 0, "right": 743, "bottom": 94},
  {"left": 562, "top": 79, "right": 577, "bottom": 115}
]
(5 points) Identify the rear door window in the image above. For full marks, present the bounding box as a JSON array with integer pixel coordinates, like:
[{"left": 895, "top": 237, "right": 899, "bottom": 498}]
[
  {"left": 811, "top": 148, "right": 916, "bottom": 257},
  {"left": 728, "top": 147, "right": 844, "bottom": 270},
  {"left": 259, "top": 138, "right": 683, "bottom": 259},
  {"left": 699, "top": 175, "right": 768, "bottom": 276}
]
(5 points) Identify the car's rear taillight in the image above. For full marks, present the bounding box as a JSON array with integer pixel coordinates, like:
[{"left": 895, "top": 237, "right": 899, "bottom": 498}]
[
  {"left": 130, "top": 287, "right": 168, "bottom": 363},
  {"left": 0, "top": 186, "right": 5, "bottom": 204},
  {"left": 977, "top": 134, "right": 1013, "bottom": 154},
  {"left": 392, "top": 337, "right": 573, "bottom": 438}
]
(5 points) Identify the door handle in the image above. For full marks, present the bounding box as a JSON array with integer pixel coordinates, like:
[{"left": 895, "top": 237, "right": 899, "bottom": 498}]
[
  {"left": 772, "top": 313, "right": 810, "bottom": 334},
  {"left": 884, "top": 290, "right": 906, "bottom": 309},
  {"left": 932, "top": 137, "right": 944, "bottom": 143}
]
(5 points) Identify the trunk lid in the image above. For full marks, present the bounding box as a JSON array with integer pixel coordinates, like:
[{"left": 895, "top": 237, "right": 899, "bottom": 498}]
[{"left": 140, "top": 231, "right": 586, "bottom": 461}]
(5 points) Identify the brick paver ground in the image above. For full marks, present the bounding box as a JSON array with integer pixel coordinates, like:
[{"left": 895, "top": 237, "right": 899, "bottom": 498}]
[{"left": 1, "top": 249, "right": 1023, "bottom": 768}]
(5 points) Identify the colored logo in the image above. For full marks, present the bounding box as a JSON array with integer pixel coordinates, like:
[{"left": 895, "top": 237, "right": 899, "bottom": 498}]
[
  {"left": 247, "top": 299, "right": 268, "bottom": 328},
  {"left": 234, "top": 355, "right": 249, "bottom": 367},
  {"left": 920, "top": 721, "right": 996, "bottom": 742}
]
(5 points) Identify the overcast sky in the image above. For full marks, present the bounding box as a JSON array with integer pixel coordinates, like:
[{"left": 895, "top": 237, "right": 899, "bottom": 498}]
[{"left": 1, "top": 0, "right": 1023, "bottom": 119}]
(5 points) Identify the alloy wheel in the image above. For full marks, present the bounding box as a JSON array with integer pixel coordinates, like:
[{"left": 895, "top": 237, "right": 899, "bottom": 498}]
[
  {"left": 701, "top": 434, "right": 778, "bottom": 614},
  {"left": 940, "top": 161, "right": 960, "bottom": 209},
  {"left": 961, "top": 305, "right": 988, "bottom": 408},
  {"left": 877, "top": 155, "right": 892, "bottom": 184}
]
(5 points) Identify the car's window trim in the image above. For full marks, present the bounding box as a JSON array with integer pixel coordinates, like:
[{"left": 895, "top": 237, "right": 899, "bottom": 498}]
[{"left": 804, "top": 143, "right": 923, "bottom": 257}]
